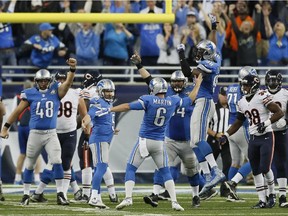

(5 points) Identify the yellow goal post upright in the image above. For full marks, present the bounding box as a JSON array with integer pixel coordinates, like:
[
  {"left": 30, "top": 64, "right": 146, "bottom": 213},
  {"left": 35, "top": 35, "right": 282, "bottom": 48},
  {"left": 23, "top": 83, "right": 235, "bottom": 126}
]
[{"left": 0, "top": 0, "right": 174, "bottom": 24}]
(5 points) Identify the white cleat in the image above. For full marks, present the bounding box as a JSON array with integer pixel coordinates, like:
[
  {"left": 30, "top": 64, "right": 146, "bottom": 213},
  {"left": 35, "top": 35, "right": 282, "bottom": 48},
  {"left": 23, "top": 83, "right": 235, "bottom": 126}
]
[
  {"left": 116, "top": 198, "right": 133, "bottom": 210},
  {"left": 88, "top": 197, "right": 109, "bottom": 209},
  {"left": 172, "top": 201, "right": 184, "bottom": 211}
]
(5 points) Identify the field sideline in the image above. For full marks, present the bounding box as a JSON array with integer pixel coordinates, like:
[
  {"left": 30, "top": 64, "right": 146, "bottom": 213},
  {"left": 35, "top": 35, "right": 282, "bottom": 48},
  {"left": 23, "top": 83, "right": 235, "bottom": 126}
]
[{"left": 0, "top": 184, "right": 288, "bottom": 215}]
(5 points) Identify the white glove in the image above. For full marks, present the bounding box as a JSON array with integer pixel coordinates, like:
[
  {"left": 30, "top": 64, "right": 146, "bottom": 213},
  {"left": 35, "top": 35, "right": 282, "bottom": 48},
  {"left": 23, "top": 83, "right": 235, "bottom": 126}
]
[
  {"left": 176, "top": 44, "right": 185, "bottom": 53},
  {"left": 276, "top": 118, "right": 287, "bottom": 128}
]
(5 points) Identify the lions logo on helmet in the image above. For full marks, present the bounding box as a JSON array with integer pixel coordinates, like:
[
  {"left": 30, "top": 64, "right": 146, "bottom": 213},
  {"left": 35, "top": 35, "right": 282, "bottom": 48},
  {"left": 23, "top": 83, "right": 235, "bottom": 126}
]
[
  {"left": 149, "top": 77, "right": 168, "bottom": 95},
  {"left": 193, "top": 40, "right": 216, "bottom": 62},
  {"left": 34, "top": 69, "right": 52, "bottom": 92},
  {"left": 238, "top": 66, "right": 258, "bottom": 83},
  {"left": 170, "top": 70, "right": 187, "bottom": 93},
  {"left": 96, "top": 79, "right": 115, "bottom": 102},
  {"left": 265, "top": 70, "right": 282, "bottom": 93},
  {"left": 241, "top": 74, "right": 260, "bottom": 97}
]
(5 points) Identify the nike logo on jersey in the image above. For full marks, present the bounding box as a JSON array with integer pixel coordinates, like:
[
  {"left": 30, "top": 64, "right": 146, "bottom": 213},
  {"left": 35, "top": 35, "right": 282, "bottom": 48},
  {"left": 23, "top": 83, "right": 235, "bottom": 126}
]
[{"left": 70, "top": 134, "right": 74, "bottom": 137}]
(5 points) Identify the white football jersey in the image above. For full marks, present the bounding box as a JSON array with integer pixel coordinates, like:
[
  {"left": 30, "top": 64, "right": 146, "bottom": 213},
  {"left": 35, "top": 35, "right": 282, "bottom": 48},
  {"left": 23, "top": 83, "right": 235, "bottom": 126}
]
[
  {"left": 270, "top": 88, "right": 288, "bottom": 131},
  {"left": 237, "top": 89, "right": 273, "bottom": 135},
  {"left": 56, "top": 88, "right": 81, "bottom": 133},
  {"left": 79, "top": 86, "right": 98, "bottom": 101}
]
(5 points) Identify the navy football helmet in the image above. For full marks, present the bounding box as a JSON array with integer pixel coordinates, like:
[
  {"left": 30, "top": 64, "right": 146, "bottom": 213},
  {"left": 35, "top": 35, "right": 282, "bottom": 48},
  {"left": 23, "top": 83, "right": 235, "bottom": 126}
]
[
  {"left": 241, "top": 74, "right": 260, "bottom": 97},
  {"left": 149, "top": 77, "right": 168, "bottom": 95},
  {"left": 265, "top": 70, "right": 282, "bottom": 93},
  {"left": 82, "top": 70, "right": 102, "bottom": 88}
]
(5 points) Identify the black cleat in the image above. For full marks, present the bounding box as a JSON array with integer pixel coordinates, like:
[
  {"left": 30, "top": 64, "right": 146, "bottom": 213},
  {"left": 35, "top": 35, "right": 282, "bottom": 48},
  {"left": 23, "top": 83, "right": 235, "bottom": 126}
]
[
  {"left": 143, "top": 193, "right": 158, "bottom": 207},
  {"left": 251, "top": 200, "right": 266, "bottom": 209},
  {"left": 73, "top": 189, "right": 82, "bottom": 201},
  {"left": 31, "top": 193, "right": 48, "bottom": 202},
  {"left": 57, "top": 192, "right": 69, "bottom": 205},
  {"left": 20, "top": 194, "right": 30, "bottom": 206},
  {"left": 199, "top": 188, "right": 218, "bottom": 201},
  {"left": 224, "top": 181, "right": 237, "bottom": 197},
  {"left": 279, "top": 195, "right": 288, "bottom": 208},
  {"left": 158, "top": 190, "right": 170, "bottom": 201},
  {"left": 192, "top": 196, "right": 200, "bottom": 207},
  {"left": 109, "top": 194, "right": 119, "bottom": 203},
  {"left": 267, "top": 194, "right": 276, "bottom": 208}
]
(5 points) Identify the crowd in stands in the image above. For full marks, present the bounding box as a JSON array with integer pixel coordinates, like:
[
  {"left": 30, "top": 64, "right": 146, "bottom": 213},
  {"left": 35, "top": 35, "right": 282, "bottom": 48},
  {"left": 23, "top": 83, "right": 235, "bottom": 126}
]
[{"left": 0, "top": 0, "right": 287, "bottom": 82}]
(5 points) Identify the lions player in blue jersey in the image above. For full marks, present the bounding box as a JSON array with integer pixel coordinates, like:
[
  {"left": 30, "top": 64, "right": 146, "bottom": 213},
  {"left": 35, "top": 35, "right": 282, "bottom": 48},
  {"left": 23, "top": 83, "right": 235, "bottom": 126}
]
[
  {"left": 86, "top": 79, "right": 119, "bottom": 209},
  {"left": 0, "top": 58, "right": 77, "bottom": 206},
  {"left": 177, "top": 14, "right": 225, "bottom": 195},
  {"left": 101, "top": 76, "right": 202, "bottom": 211}
]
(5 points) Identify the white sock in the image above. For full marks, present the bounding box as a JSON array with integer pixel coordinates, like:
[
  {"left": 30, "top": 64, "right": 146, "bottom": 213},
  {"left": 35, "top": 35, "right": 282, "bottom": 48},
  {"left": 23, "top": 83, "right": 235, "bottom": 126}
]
[
  {"left": 15, "top": 174, "right": 22, "bottom": 181},
  {"left": 55, "top": 179, "right": 63, "bottom": 193},
  {"left": 253, "top": 174, "right": 266, "bottom": 202},
  {"left": 34, "top": 173, "right": 40, "bottom": 182},
  {"left": 153, "top": 184, "right": 162, "bottom": 195},
  {"left": 277, "top": 178, "right": 287, "bottom": 197},
  {"left": 23, "top": 183, "right": 31, "bottom": 195},
  {"left": 35, "top": 182, "right": 47, "bottom": 194},
  {"left": 231, "top": 173, "right": 243, "bottom": 184},
  {"left": 63, "top": 170, "right": 71, "bottom": 197},
  {"left": 125, "top": 180, "right": 135, "bottom": 198},
  {"left": 199, "top": 161, "right": 210, "bottom": 174},
  {"left": 82, "top": 167, "right": 92, "bottom": 196},
  {"left": 191, "top": 185, "right": 199, "bottom": 197},
  {"left": 164, "top": 179, "right": 176, "bottom": 202},
  {"left": 264, "top": 169, "right": 275, "bottom": 195},
  {"left": 91, "top": 189, "right": 98, "bottom": 200},
  {"left": 98, "top": 193, "right": 102, "bottom": 202},
  {"left": 70, "top": 180, "right": 80, "bottom": 194},
  {"left": 205, "top": 153, "right": 217, "bottom": 168},
  {"left": 103, "top": 167, "right": 116, "bottom": 197}
]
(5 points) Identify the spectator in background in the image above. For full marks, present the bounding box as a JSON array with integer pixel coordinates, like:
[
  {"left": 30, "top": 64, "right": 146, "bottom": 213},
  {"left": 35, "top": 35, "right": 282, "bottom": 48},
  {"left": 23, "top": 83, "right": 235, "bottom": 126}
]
[
  {"left": 263, "top": 6, "right": 288, "bottom": 67},
  {"left": 18, "top": 23, "right": 67, "bottom": 74},
  {"left": 0, "top": 99, "right": 6, "bottom": 201},
  {"left": 230, "top": 3, "right": 261, "bottom": 66},
  {"left": 173, "top": 0, "right": 196, "bottom": 32},
  {"left": 156, "top": 23, "right": 180, "bottom": 75},
  {"left": 277, "top": 1, "right": 288, "bottom": 33},
  {"left": 0, "top": 0, "right": 18, "bottom": 82}
]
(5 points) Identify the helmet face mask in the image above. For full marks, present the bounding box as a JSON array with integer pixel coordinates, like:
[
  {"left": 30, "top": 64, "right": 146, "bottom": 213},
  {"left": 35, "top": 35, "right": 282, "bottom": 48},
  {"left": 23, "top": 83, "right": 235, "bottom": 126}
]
[
  {"left": 265, "top": 70, "right": 282, "bottom": 93},
  {"left": 96, "top": 79, "right": 115, "bottom": 102},
  {"left": 149, "top": 77, "right": 168, "bottom": 95},
  {"left": 34, "top": 69, "right": 52, "bottom": 92},
  {"left": 241, "top": 75, "right": 260, "bottom": 97},
  {"left": 193, "top": 40, "right": 216, "bottom": 63},
  {"left": 170, "top": 70, "right": 187, "bottom": 93}
]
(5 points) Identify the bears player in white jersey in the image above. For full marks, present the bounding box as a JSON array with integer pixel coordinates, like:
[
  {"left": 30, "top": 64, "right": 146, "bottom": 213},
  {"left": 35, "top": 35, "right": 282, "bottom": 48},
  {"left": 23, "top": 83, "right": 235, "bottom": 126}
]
[
  {"left": 221, "top": 74, "right": 283, "bottom": 209},
  {"left": 30, "top": 71, "right": 90, "bottom": 204},
  {"left": 264, "top": 70, "right": 288, "bottom": 207},
  {"left": 78, "top": 71, "right": 118, "bottom": 202},
  {"left": 100, "top": 76, "right": 203, "bottom": 211},
  {"left": 177, "top": 14, "right": 225, "bottom": 195},
  {"left": 0, "top": 58, "right": 77, "bottom": 206},
  {"left": 0, "top": 100, "right": 6, "bottom": 202}
]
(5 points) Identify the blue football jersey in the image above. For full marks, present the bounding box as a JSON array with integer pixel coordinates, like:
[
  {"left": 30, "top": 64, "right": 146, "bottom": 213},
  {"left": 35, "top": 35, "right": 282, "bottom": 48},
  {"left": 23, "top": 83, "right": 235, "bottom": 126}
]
[
  {"left": 165, "top": 85, "right": 194, "bottom": 141},
  {"left": 88, "top": 97, "right": 114, "bottom": 143},
  {"left": 21, "top": 82, "right": 60, "bottom": 130},
  {"left": 129, "top": 94, "right": 188, "bottom": 141},
  {"left": 196, "top": 53, "right": 221, "bottom": 99}
]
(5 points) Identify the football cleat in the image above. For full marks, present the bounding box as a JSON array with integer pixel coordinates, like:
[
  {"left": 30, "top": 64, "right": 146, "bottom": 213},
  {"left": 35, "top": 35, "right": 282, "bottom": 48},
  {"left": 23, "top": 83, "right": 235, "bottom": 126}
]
[
  {"left": 109, "top": 194, "right": 119, "bottom": 203},
  {"left": 172, "top": 201, "right": 184, "bottom": 211},
  {"left": 116, "top": 198, "right": 133, "bottom": 210},
  {"left": 30, "top": 193, "right": 48, "bottom": 203},
  {"left": 0, "top": 186, "right": 5, "bottom": 201},
  {"left": 226, "top": 193, "right": 245, "bottom": 202},
  {"left": 199, "top": 188, "right": 218, "bottom": 201},
  {"left": 267, "top": 194, "right": 276, "bottom": 208},
  {"left": 192, "top": 196, "right": 200, "bottom": 207},
  {"left": 251, "top": 200, "right": 266, "bottom": 209},
  {"left": 89, "top": 197, "right": 109, "bottom": 209},
  {"left": 158, "top": 190, "right": 170, "bottom": 201},
  {"left": 224, "top": 181, "right": 237, "bottom": 198},
  {"left": 279, "top": 195, "right": 288, "bottom": 208},
  {"left": 200, "top": 168, "right": 225, "bottom": 196},
  {"left": 143, "top": 193, "right": 158, "bottom": 207},
  {"left": 20, "top": 194, "right": 30, "bottom": 206},
  {"left": 74, "top": 189, "right": 83, "bottom": 201},
  {"left": 57, "top": 192, "right": 69, "bottom": 205}
]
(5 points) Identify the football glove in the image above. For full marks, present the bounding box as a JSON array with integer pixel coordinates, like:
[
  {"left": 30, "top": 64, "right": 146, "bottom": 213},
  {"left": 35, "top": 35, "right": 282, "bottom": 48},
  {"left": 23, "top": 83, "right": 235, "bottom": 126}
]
[
  {"left": 219, "top": 134, "right": 228, "bottom": 145},
  {"left": 176, "top": 44, "right": 185, "bottom": 53},
  {"left": 257, "top": 122, "right": 266, "bottom": 133}
]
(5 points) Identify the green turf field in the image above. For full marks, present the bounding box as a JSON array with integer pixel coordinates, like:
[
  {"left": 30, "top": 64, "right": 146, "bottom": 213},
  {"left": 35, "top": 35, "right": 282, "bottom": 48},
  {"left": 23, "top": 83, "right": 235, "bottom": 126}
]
[{"left": 0, "top": 185, "right": 288, "bottom": 215}]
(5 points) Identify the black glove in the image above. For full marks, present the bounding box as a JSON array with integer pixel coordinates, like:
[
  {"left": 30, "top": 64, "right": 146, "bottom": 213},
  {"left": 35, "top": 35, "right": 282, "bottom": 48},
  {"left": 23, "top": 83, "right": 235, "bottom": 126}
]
[
  {"left": 257, "top": 122, "right": 266, "bottom": 133},
  {"left": 219, "top": 135, "right": 228, "bottom": 145},
  {"left": 82, "top": 134, "right": 90, "bottom": 149}
]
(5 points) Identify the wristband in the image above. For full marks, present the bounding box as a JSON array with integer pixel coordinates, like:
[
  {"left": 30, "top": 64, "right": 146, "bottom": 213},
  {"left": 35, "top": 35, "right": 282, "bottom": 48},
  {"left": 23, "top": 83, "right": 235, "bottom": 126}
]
[
  {"left": 4, "top": 122, "right": 11, "bottom": 129},
  {"left": 136, "top": 63, "right": 143, "bottom": 70},
  {"left": 224, "top": 132, "right": 230, "bottom": 138},
  {"left": 264, "top": 119, "right": 271, "bottom": 127},
  {"left": 70, "top": 67, "right": 76, "bottom": 73}
]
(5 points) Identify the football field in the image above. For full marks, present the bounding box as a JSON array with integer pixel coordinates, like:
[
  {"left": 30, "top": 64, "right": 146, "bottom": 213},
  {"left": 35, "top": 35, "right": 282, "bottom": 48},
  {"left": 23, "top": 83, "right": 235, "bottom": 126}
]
[{"left": 0, "top": 184, "right": 288, "bottom": 215}]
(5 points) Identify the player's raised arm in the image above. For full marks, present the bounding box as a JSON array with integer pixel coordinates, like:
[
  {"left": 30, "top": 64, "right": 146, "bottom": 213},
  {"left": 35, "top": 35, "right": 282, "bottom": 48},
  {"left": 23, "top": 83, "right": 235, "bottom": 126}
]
[
  {"left": 188, "top": 74, "right": 203, "bottom": 102},
  {"left": 58, "top": 58, "right": 77, "bottom": 99},
  {"left": 130, "top": 52, "right": 152, "bottom": 85},
  {"left": 176, "top": 44, "right": 193, "bottom": 77}
]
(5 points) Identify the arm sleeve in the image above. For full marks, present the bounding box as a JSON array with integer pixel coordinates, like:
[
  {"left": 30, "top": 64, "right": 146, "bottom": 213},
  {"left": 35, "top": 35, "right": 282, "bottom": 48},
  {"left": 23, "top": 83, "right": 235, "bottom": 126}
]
[
  {"left": 179, "top": 56, "right": 192, "bottom": 77},
  {"left": 236, "top": 112, "right": 246, "bottom": 121},
  {"left": 143, "top": 75, "right": 153, "bottom": 85}
]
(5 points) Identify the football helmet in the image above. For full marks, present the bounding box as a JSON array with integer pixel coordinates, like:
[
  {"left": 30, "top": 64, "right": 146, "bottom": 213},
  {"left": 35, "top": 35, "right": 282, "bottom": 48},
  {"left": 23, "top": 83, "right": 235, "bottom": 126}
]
[
  {"left": 241, "top": 74, "right": 260, "bottom": 97},
  {"left": 170, "top": 70, "right": 187, "bottom": 93},
  {"left": 238, "top": 66, "right": 257, "bottom": 82},
  {"left": 54, "top": 71, "right": 67, "bottom": 81},
  {"left": 265, "top": 70, "right": 282, "bottom": 93},
  {"left": 193, "top": 40, "right": 216, "bottom": 62},
  {"left": 149, "top": 77, "right": 168, "bottom": 95},
  {"left": 96, "top": 79, "right": 115, "bottom": 102},
  {"left": 82, "top": 70, "right": 102, "bottom": 88},
  {"left": 34, "top": 69, "right": 52, "bottom": 91}
]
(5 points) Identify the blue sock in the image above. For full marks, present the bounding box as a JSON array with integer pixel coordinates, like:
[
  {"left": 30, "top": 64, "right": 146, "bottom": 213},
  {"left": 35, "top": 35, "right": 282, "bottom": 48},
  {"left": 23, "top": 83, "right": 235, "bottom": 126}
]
[
  {"left": 193, "top": 147, "right": 206, "bottom": 162},
  {"left": 53, "top": 164, "right": 64, "bottom": 180},
  {"left": 170, "top": 166, "right": 180, "bottom": 182},
  {"left": 228, "top": 167, "right": 239, "bottom": 180},
  {"left": 92, "top": 163, "right": 107, "bottom": 190},
  {"left": 70, "top": 168, "right": 76, "bottom": 182},
  {"left": 238, "top": 162, "right": 251, "bottom": 178},
  {"left": 197, "top": 141, "right": 213, "bottom": 157},
  {"left": 125, "top": 163, "right": 137, "bottom": 182},
  {"left": 153, "top": 169, "right": 164, "bottom": 186},
  {"left": 40, "top": 169, "right": 53, "bottom": 184},
  {"left": 23, "top": 169, "right": 34, "bottom": 184},
  {"left": 188, "top": 173, "right": 199, "bottom": 187},
  {"left": 199, "top": 173, "right": 205, "bottom": 187}
]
